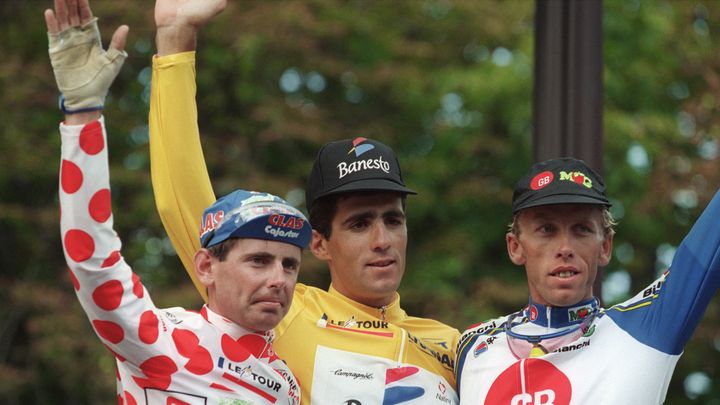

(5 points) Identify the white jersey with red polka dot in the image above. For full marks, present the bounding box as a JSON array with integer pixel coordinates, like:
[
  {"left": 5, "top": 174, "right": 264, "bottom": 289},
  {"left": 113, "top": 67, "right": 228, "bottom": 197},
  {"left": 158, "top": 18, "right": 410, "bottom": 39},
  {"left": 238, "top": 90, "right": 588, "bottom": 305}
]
[{"left": 59, "top": 117, "right": 301, "bottom": 405}]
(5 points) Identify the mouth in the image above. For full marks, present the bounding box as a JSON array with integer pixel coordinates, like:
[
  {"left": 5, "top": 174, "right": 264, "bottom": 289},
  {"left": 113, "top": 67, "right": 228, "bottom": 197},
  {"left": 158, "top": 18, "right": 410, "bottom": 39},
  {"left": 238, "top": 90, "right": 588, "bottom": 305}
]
[
  {"left": 253, "top": 297, "right": 284, "bottom": 309},
  {"left": 367, "top": 259, "right": 396, "bottom": 269},
  {"left": 550, "top": 267, "right": 579, "bottom": 279}
]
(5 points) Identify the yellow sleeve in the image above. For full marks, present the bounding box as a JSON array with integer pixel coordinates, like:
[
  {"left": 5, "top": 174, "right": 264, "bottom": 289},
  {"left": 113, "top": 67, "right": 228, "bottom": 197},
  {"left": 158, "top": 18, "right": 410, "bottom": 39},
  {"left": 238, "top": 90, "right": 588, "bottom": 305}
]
[{"left": 149, "top": 51, "right": 215, "bottom": 301}]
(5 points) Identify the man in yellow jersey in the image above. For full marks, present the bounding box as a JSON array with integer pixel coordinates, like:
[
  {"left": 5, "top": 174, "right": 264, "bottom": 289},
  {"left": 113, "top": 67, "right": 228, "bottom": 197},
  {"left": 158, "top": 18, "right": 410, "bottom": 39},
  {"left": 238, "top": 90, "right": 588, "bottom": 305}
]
[{"left": 150, "top": 0, "right": 459, "bottom": 404}]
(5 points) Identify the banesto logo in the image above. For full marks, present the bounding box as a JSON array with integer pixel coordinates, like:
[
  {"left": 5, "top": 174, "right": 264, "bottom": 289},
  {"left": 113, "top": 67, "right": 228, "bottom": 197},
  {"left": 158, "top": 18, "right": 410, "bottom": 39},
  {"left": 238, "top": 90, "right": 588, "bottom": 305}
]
[
  {"left": 338, "top": 137, "right": 391, "bottom": 179},
  {"left": 337, "top": 156, "right": 390, "bottom": 179},
  {"left": 348, "top": 137, "right": 374, "bottom": 157}
]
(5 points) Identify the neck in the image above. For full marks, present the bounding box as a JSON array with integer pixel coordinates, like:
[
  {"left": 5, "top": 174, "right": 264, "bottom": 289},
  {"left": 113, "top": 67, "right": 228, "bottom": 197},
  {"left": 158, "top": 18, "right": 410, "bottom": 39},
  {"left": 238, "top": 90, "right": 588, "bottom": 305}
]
[{"left": 524, "top": 297, "right": 599, "bottom": 328}]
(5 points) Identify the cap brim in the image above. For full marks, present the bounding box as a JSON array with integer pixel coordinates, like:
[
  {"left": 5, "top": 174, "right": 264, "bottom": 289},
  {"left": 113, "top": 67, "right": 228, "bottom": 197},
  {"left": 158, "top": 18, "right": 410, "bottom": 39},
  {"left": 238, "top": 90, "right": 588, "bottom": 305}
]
[
  {"left": 513, "top": 194, "right": 610, "bottom": 214},
  {"left": 314, "top": 178, "right": 417, "bottom": 201}
]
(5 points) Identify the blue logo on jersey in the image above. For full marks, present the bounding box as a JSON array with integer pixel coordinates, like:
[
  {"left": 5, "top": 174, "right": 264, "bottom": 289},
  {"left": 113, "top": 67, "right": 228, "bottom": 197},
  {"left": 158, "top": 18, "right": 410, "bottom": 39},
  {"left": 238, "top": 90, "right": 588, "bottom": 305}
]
[
  {"left": 383, "top": 387, "right": 424, "bottom": 404},
  {"left": 382, "top": 366, "right": 425, "bottom": 404}
]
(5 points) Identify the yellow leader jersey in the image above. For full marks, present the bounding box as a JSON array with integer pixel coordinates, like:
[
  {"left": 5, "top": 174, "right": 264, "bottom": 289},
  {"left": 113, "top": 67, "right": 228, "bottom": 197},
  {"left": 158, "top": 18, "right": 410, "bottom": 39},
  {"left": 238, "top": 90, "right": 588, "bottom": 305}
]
[{"left": 149, "top": 52, "right": 459, "bottom": 404}]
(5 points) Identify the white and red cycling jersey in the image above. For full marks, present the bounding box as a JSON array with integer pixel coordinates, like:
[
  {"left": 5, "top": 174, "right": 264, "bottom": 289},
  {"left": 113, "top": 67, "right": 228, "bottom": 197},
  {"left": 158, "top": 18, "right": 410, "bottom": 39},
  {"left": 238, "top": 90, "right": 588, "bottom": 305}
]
[
  {"left": 59, "top": 117, "right": 300, "bottom": 405},
  {"left": 456, "top": 189, "right": 720, "bottom": 404}
]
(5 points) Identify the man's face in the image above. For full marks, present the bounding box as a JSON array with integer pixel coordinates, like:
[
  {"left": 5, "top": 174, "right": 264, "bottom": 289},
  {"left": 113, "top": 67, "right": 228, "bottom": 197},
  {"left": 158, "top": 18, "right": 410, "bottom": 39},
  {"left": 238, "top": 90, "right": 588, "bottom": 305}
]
[
  {"left": 313, "top": 192, "right": 407, "bottom": 307},
  {"left": 203, "top": 239, "right": 301, "bottom": 331},
  {"left": 506, "top": 204, "right": 612, "bottom": 307}
]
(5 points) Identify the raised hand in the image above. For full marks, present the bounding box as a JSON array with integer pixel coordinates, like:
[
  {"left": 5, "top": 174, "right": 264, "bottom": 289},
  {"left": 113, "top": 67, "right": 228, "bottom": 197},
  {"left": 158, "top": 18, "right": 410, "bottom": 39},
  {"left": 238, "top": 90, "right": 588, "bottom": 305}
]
[
  {"left": 154, "top": 0, "right": 227, "bottom": 55},
  {"left": 45, "top": 0, "right": 128, "bottom": 119}
]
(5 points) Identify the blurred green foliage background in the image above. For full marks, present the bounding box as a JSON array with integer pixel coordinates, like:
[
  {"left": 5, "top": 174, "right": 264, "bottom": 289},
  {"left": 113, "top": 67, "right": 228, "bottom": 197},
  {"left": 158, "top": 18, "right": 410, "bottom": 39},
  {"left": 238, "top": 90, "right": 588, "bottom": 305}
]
[{"left": 1, "top": 0, "right": 718, "bottom": 403}]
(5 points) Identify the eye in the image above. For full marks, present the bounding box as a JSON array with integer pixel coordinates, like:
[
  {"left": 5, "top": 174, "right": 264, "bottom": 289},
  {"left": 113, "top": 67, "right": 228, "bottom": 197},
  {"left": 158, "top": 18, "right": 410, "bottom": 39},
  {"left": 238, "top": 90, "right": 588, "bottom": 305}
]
[
  {"left": 538, "top": 224, "right": 555, "bottom": 234},
  {"left": 349, "top": 219, "right": 369, "bottom": 230},
  {"left": 249, "top": 256, "right": 270, "bottom": 266},
  {"left": 385, "top": 215, "right": 405, "bottom": 227},
  {"left": 575, "top": 223, "right": 595, "bottom": 234},
  {"left": 282, "top": 259, "right": 300, "bottom": 273}
]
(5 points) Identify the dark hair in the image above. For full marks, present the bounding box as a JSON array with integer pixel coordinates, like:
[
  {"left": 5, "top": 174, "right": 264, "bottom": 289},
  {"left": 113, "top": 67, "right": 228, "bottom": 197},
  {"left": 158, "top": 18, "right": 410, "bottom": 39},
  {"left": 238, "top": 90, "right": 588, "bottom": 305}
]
[
  {"left": 309, "top": 194, "right": 342, "bottom": 240},
  {"left": 309, "top": 191, "right": 408, "bottom": 240},
  {"left": 206, "top": 238, "right": 240, "bottom": 262}
]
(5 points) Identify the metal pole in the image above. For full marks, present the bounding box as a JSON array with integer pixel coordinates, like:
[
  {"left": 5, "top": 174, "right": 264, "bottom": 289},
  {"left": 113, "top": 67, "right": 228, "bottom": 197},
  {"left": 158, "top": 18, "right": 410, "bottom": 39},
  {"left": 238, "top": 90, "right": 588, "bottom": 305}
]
[{"left": 534, "top": 0, "right": 605, "bottom": 298}]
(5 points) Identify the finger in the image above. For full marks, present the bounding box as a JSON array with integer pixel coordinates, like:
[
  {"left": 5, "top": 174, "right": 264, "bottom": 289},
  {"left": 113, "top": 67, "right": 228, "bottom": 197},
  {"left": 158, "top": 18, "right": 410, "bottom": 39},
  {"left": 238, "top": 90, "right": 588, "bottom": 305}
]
[
  {"left": 66, "top": 0, "right": 80, "bottom": 27},
  {"left": 44, "top": 9, "right": 60, "bottom": 34},
  {"left": 54, "top": 0, "right": 70, "bottom": 31},
  {"left": 109, "top": 25, "right": 129, "bottom": 53},
  {"left": 78, "top": 0, "right": 93, "bottom": 24}
]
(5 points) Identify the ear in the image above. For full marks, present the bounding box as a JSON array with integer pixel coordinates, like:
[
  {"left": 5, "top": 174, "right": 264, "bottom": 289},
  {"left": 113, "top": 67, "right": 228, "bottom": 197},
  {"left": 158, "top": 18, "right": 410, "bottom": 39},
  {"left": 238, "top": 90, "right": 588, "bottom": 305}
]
[
  {"left": 598, "top": 232, "right": 614, "bottom": 267},
  {"left": 506, "top": 232, "right": 526, "bottom": 266},
  {"left": 310, "top": 229, "right": 331, "bottom": 262},
  {"left": 193, "top": 248, "right": 216, "bottom": 288}
]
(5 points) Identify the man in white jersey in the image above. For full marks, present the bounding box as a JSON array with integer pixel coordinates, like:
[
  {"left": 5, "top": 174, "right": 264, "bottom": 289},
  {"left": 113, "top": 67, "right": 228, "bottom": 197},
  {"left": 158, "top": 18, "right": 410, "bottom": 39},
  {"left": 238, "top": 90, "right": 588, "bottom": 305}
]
[
  {"left": 456, "top": 157, "right": 720, "bottom": 404},
  {"left": 47, "top": 0, "right": 308, "bottom": 403}
]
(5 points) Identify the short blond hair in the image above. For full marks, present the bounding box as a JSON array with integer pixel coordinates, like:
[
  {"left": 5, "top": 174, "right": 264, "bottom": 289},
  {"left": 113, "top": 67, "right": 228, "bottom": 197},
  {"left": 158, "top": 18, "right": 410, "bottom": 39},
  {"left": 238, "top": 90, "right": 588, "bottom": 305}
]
[{"left": 507, "top": 206, "right": 616, "bottom": 238}]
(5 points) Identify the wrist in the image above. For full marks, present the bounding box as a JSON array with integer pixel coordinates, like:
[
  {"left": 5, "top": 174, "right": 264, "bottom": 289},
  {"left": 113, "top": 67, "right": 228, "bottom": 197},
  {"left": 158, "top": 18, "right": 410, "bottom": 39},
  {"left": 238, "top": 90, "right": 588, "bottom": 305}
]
[
  {"left": 156, "top": 25, "right": 197, "bottom": 55},
  {"left": 64, "top": 111, "right": 102, "bottom": 125}
]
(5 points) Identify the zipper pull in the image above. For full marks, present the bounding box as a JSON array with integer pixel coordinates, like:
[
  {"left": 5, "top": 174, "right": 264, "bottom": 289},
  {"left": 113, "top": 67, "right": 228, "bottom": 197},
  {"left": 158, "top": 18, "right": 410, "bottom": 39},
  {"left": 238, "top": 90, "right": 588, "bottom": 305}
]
[{"left": 379, "top": 305, "right": 387, "bottom": 321}]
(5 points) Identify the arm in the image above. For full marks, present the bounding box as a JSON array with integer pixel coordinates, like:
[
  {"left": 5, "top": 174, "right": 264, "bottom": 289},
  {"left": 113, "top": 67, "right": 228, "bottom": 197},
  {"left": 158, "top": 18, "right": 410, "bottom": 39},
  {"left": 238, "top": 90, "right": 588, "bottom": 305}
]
[
  {"left": 608, "top": 189, "right": 720, "bottom": 353},
  {"left": 149, "top": 0, "right": 226, "bottom": 301},
  {"left": 49, "top": 0, "right": 163, "bottom": 366}
]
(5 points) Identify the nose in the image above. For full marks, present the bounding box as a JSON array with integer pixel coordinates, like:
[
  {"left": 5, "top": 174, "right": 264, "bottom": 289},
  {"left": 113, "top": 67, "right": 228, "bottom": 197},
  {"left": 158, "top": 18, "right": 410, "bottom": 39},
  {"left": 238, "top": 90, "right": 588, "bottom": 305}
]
[
  {"left": 555, "top": 231, "right": 575, "bottom": 260},
  {"left": 370, "top": 222, "right": 391, "bottom": 251},
  {"left": 267, "top": 262, "right": 287, "bottom": 289}
]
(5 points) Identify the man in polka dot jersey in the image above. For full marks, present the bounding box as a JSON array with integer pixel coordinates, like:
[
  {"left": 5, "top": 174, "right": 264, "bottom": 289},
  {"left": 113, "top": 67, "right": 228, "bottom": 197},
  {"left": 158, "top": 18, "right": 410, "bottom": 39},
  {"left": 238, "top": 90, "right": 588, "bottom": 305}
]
[{"left": 49, "top": 0, "right": 307, "bottom": 403}]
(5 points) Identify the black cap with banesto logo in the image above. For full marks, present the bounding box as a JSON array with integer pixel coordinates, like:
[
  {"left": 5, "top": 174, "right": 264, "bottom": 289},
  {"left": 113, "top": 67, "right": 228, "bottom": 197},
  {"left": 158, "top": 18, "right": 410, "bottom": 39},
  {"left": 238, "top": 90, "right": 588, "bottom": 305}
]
[
  {"left": 306, "top": 137, "right": 416, "bottom": 210},
  {"left": 511, "top": 157, "right": 611, "bottom": 214}
]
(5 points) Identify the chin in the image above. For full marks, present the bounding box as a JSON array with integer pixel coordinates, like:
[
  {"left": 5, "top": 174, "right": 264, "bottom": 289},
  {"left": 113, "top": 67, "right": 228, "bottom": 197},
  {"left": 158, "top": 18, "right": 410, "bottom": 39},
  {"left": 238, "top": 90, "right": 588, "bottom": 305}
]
[{"left": 552, "top": 295, "right": 586, "bottom": 307}]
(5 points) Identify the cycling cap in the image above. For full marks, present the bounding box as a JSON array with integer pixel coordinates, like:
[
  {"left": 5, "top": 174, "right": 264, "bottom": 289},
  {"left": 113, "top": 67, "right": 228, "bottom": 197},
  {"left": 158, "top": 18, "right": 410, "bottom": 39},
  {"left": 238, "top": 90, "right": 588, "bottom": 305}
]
[
  {"left": 199, "top": 190, "right": 311, "bottom": 249},
  {"left": 305, "top": 137, "right": 416, "bottom": 210},
  {"left": 512, "top": 157, "right": 611, "bottom": 214}
]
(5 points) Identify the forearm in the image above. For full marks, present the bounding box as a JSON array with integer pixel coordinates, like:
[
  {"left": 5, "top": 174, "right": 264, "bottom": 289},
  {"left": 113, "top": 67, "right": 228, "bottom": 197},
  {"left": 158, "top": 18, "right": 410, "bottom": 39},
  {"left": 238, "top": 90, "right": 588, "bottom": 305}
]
[
  {"left": 59, "top": 117, "right": 157, "bottom": 364},
  {"left": 149, "top": 52, "right": 215, "bottom": 301}
]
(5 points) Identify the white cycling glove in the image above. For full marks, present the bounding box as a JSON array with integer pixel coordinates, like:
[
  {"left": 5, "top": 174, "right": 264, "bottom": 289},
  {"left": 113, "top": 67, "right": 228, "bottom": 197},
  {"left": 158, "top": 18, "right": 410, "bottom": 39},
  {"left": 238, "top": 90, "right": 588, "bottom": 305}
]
[{"left": 48, "top": 17, "right": 127, "bottom": 114}]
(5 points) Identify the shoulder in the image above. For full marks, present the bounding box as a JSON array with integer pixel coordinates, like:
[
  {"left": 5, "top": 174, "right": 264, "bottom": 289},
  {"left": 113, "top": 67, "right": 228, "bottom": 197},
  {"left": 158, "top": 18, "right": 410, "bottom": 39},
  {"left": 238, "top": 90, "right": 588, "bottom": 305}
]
[
  {"left": 403, "top": 315, "right": 460, "bottom": 336},
  {"left": 605, "top": 271, "right": 668, "bottom": 315},
  {"left": 461, "top": 314, "right": 509, "bottom": 336},
  {"left": 159, "top": 306, "right": 205, "bottom": 329},
  {"left": 275, "top": 283, "right": 324, "bottom": 335},
  {"left": 288, "top": 282, "right": 324, "bottom": 305},
  {"left": 458, "top": 314, "right": 509, "bottom": 352}
]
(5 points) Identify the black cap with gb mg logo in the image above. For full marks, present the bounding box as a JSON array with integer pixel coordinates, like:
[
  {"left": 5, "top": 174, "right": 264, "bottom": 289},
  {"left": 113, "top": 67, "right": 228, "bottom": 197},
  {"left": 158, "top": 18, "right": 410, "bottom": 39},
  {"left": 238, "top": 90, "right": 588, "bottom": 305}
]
[
  {"left": 511, "top": 157, "right": 611, "bottom": 214},
  {"left": 305, "top": 137, "right": 416, "bottom": 210}
]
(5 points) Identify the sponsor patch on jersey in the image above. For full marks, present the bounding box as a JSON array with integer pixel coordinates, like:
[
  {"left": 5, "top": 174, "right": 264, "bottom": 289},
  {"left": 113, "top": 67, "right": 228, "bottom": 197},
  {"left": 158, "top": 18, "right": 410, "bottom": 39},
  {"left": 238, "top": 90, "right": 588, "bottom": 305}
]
[
  {"left": 474, "top": 342, "right": 488, "bottom": 357},
  {"left": 311, "top": 346, "right": 458, "bottom": 404},
  {"left": 316, "top": 313, "right": 394, "bottom": 337},
  {"left": 485, "top": 359, "right": 571, "bottom": 404},
  {"left": 384, "top": 366, "right": 425, "bottom": 403},
  {"left": 568, "top": 303, "right": 594, "bottom": 321},
  {"left": 529, "top": 305, "right": 539, "bottom": 321},
  {"left": 407, "top": 332, "right": 455, "bottom": 371}
]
